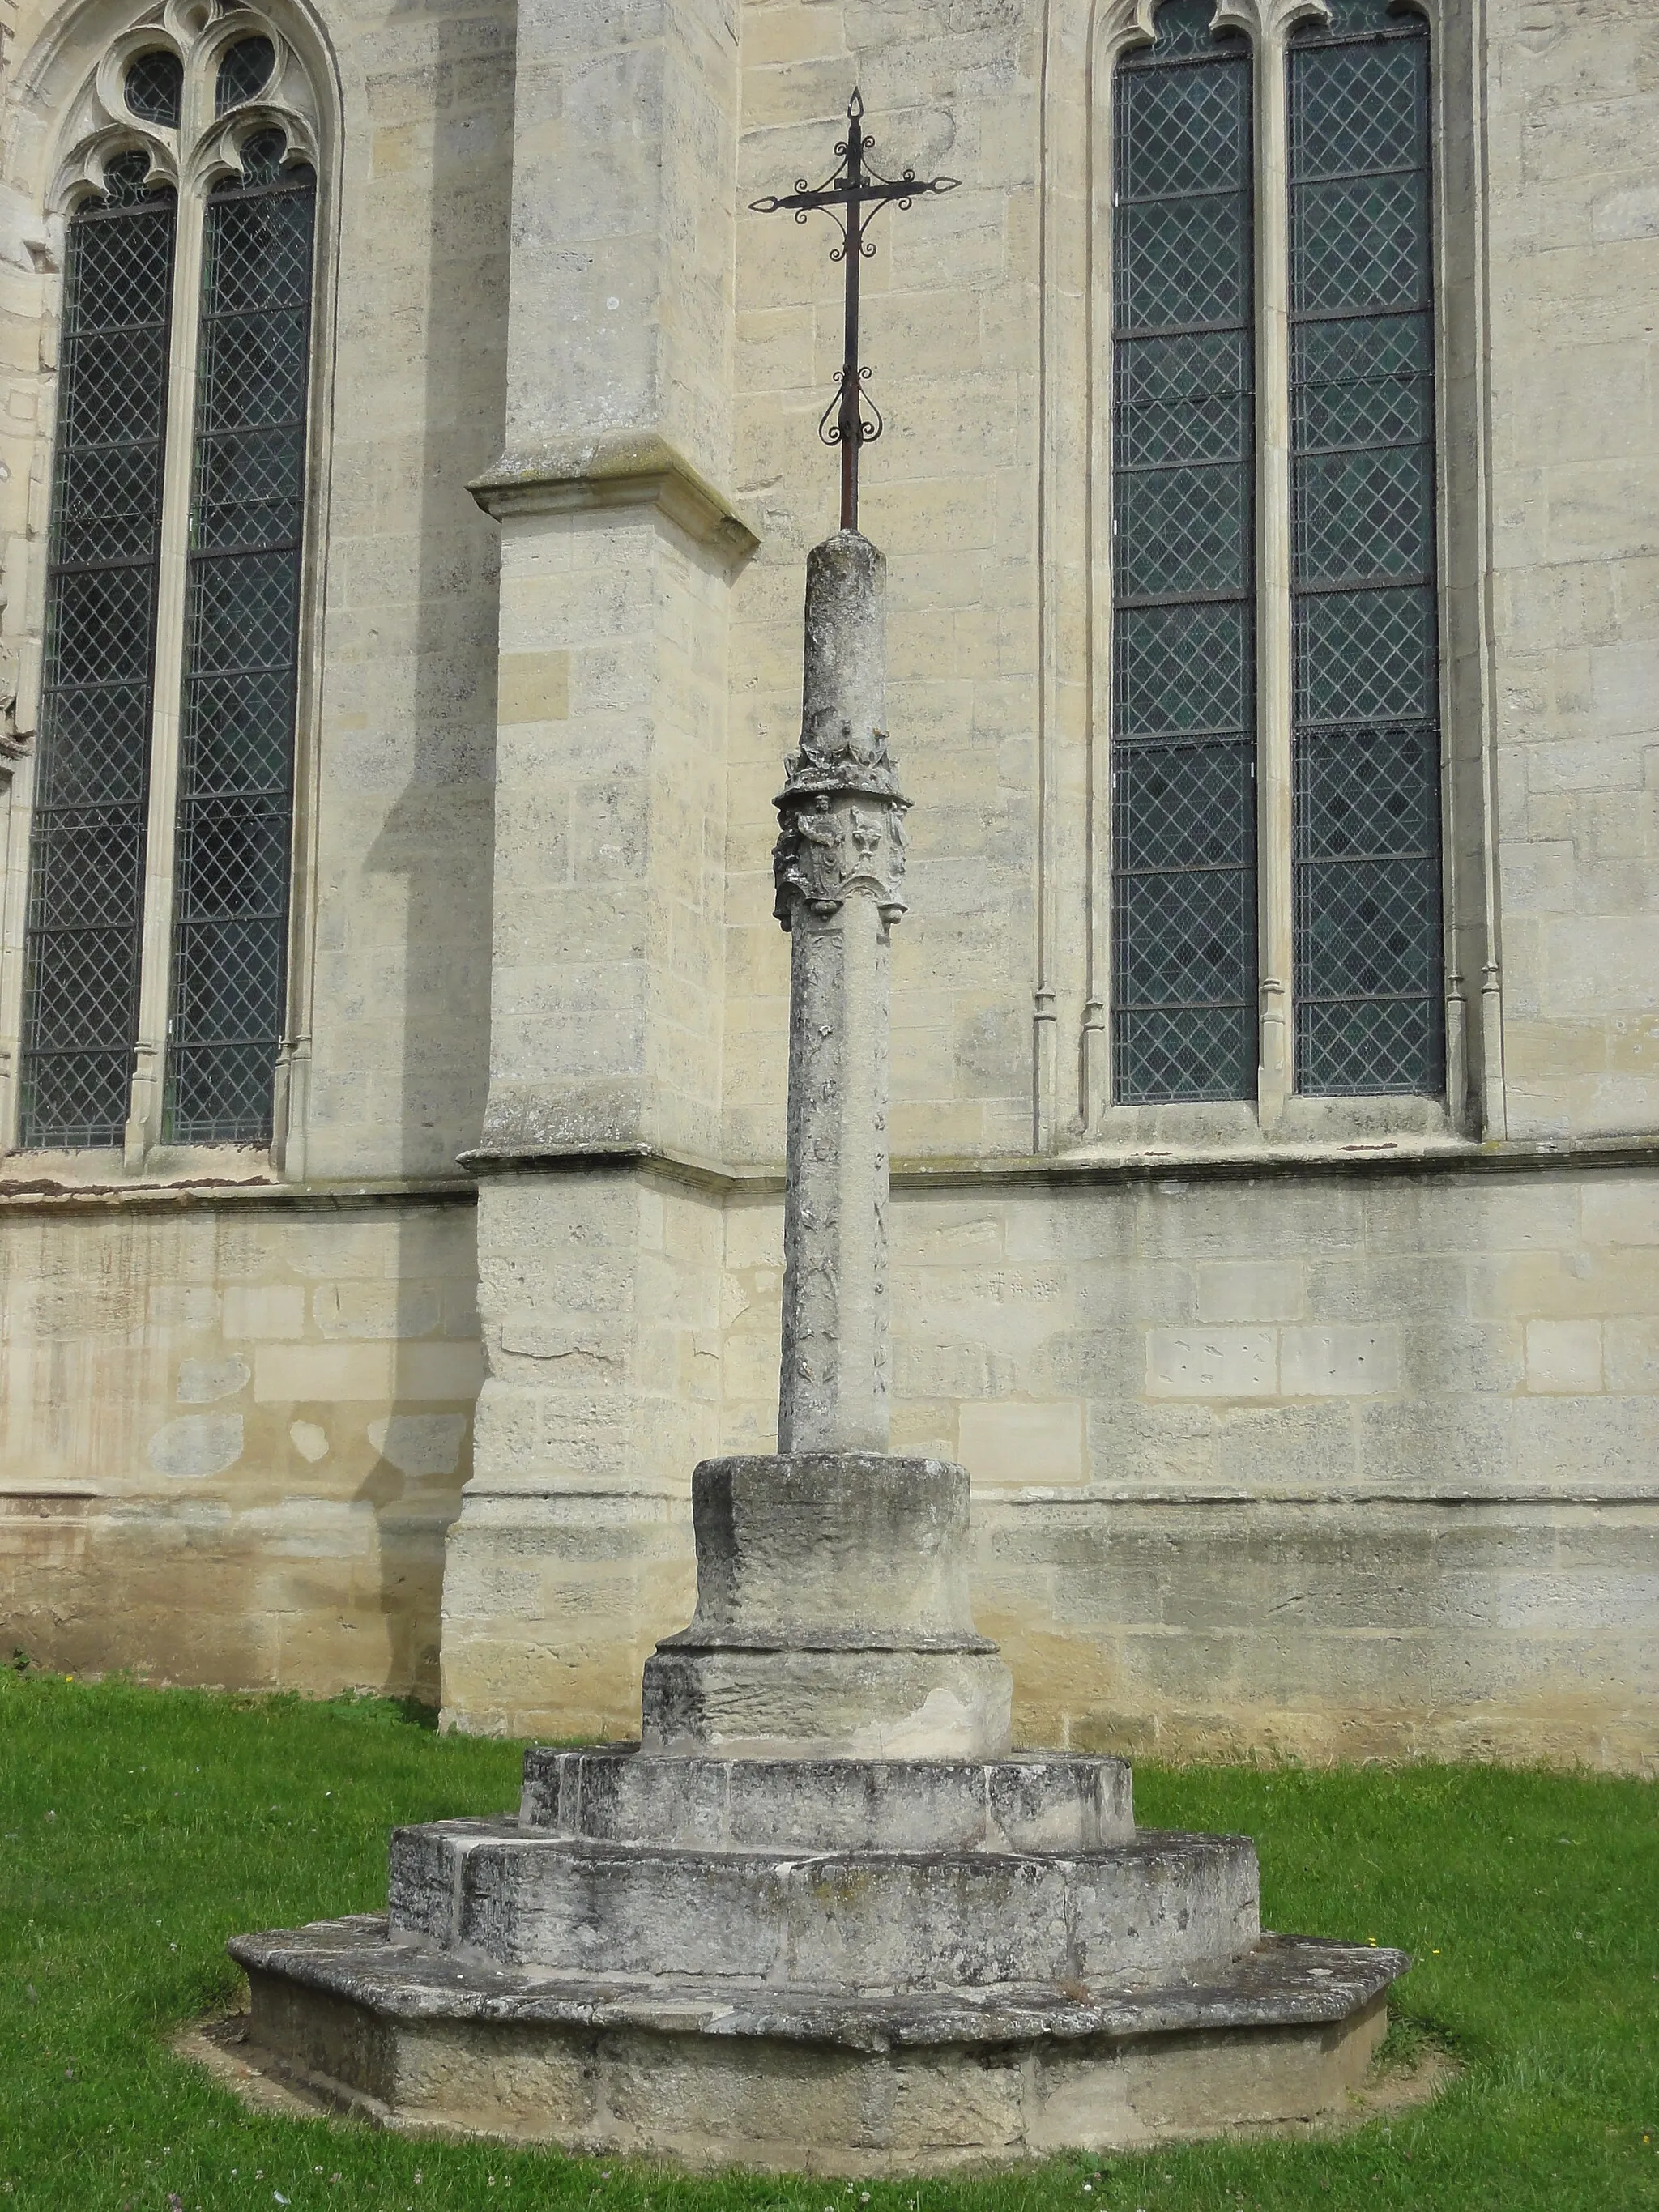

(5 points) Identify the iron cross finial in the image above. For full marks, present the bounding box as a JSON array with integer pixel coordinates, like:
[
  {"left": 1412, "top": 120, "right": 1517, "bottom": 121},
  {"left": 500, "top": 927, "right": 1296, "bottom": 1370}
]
[{"left": 751, "top": 89, "right": 960, "bottom": 532}]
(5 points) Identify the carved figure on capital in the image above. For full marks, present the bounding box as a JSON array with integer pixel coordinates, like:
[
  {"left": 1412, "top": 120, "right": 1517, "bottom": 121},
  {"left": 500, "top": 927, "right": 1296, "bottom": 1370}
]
[{"left": 772, "top": 787, "right": 910, "bottom": 925}]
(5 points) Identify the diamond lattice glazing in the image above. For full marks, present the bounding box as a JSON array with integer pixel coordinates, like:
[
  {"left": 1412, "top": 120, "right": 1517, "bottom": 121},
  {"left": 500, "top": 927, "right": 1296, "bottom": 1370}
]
[
  {"left": 19, "top": 156, "right": 175, "bottom": 1149},
  {"left": 1290, "top": 11, "right": 1443, "bottom": 1097},
  {"left": 164, "top": 143, "right": 314, "bottom": 1144},
  {"left": 125, "top": 48, "right": 183, "bottom": 127},
  {"left": 216, "top": 36, "right": 276, "bottom": 117},
  {"left": 1117, "top": 600, "right": 1252, "bottom": 740},
  {"left": 1112, "top": 6, "right": 1256, "bottom": 1104}
]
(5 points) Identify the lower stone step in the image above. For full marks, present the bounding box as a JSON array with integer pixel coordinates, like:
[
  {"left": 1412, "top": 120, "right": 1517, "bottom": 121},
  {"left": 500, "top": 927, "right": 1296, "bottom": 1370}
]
[
  {"left": 227, "top": 1914, "right": 1410, "bottom": 2172},
  {"left": 387, "top": 1822, "right": 1260, "bottom": 1991},
  {"left": 518, "top": 1747, "right": 1135, "bottom": 1853}
]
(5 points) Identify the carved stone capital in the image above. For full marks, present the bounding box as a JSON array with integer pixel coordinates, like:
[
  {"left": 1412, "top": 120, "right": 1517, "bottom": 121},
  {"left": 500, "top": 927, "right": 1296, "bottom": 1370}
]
[
  {"left": 771, "top": 785, "right": 910, "bottom": 929},
  {"left": 772, "top": 530, "right": 908, "bottom": 931}
]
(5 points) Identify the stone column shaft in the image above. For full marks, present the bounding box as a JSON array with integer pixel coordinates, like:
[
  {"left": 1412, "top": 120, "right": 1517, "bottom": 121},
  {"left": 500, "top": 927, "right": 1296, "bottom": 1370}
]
[
  {"left": 772, "top": 533, "right": 908, "bottom": 1456},
  {"left": 639, "top": 528, "right": 1012, "bottom": 1760}
]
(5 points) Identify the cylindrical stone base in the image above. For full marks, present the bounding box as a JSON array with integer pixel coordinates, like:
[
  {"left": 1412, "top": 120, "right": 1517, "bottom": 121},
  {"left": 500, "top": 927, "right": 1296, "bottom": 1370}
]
[
  {"left": 640, "top": 1643, "right": 1013, "bottom": 1759},
  {"left": 639, "top": 1453, "right": 1013, "bottom": 1758}
]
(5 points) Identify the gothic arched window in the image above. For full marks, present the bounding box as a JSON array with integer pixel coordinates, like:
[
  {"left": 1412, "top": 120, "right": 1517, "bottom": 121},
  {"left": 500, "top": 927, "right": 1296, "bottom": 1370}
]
[
  {"left": 16, "top": 10, "right": 320, "bottom": 1153},
  {"left": 1110, "top": 0, "right": 1443, "bottom": 1106}
]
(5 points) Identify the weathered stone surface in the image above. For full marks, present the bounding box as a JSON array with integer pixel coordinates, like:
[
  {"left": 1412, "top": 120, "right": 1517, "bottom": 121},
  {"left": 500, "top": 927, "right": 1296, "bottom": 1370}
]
[
  {"left": 384, "top": 1822, "right": 1256, "bottom": 1990},
  {"left": 666, "top": 1455, "right": 980, "bottom": 1639},
  {"left": 638, "top": 1452, "right": 1014, "bottom": 1756},
  {"left": 219, "top": 450, "right": 1410, "bottom": 2168},
  {"left": 228, "top": 1916, "right": 1402, "bottom": 2170},
  {"left": 639, "top": 1643, "right": 1015, "bottom": 1761},
  {"left": 0, "top": 0, "right": 1656, "bottom": 1779},
  {"left": 773, "top": 533, "right": 909, "bottom": 1456},
  {"left": 517, "top": 1747, "right": 1134, "bottom": 1852}
]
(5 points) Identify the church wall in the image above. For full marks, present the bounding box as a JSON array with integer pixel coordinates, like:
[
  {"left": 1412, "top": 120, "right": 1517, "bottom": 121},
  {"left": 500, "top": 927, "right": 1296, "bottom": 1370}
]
[
  {"left": 290, "top": 0, "right": 514, "bottom": 1180},
  {"left": 723, "top": 1160, "right": 1659, "bottom": 1769},
  {"left": 0, "top": 3, "right": 510, "bottom": 1683},
  {"left": 0, "top": 1187, "right": 480, "bottom": 1698},
  {"left": 434, "top": 0, "right": 749, "bottom": 1728},
  {"left": 0, "top": 0, "right": 514, "bottom": 1178},
  {"left": 722, "top": 0, "right": 1659, "bottom": 1164},
  {"left": 1482, "top": 0, "right": 1659, "bottom": 1140},
  {"left": 727, "top": 0, "right": 1043, "bottom": 1168},
  {"left": 440, "top": 1166, "right": 716, "bottom": 1738}
]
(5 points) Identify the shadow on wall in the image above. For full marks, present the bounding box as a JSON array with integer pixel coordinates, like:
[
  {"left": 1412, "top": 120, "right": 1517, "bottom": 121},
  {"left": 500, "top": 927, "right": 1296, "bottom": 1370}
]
[{"left": 358, "top": 1, "right": 514, "bottom": 1690}]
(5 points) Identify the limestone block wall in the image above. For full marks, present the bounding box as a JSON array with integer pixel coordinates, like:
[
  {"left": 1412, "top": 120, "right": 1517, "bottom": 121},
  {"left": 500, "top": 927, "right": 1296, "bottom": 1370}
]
[
  {"left": 479, "top": 505, "right": 733, "bottom": 1165},
  {"left": 0, "top": 1190, "right": 480, "bottom": 1698},
  {"left": 722, "top": 0, "right": 1659, "bottom": 1157},
  {"left": 440, "top": 1167, "right": 716, "bottom": 1737},
  {"left": 1486, "top": 0, "right": 1659, "bottom": 1138},
  {"left": 2, "top": 0, "right": 1657, "bottom": 1770},
  {"left": 298, "top": 0, "right": 514, "bottom": 1180},
  {"left": 728, "top": 0, "right": 1042, "bottom": 1166},
  {"left": 721, "top": 1159, "right": 1659, "bottom": 1770},
  {"left": 434, "top": 0, "right": 751, "bottom": 1729}
]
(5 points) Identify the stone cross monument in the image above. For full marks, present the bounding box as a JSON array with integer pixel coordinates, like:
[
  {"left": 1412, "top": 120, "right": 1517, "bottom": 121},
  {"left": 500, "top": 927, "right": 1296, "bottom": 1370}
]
[
  {"left": 638, "top": 527, "right": 1013, "bottom": 1762},
  {"left": 227, "top": 99, "right": 1408, "bottom": 2173}
]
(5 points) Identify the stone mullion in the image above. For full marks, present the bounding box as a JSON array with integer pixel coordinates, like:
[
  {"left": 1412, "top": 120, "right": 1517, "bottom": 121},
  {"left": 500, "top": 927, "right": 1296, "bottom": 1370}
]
[
  {"left": 122, "top": 178, "right": 204, "bottom": 1166},
  {"left": 1254, "top": 18, "right": 1294, "bottom": 1130}
]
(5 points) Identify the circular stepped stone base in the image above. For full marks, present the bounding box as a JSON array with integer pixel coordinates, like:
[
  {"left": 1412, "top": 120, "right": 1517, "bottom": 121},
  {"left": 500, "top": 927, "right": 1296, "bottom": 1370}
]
[{"left": 228, "top": 1916, "right": 1403, "bottom": 2172}]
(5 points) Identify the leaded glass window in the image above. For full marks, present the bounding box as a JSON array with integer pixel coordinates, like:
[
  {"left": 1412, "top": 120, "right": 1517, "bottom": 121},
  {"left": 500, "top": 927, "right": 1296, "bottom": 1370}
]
[
  {"left": 1107, "top": 0, "right": 1445, "bottom": 1111},
  {"left": 166, "top": 134, "right": 315, "bottom": 1142},
  {"left": 1290, "top": 0, "right": 1441, "bottom": 1094},
  {"left": 19, "top": 155, "right": 176, "bottom": 1148},
  {"left": 125, "top": 50, "right": 184, "bottom": 128},
  {"left": 11, "top": 11, "right": 321, "bottom": 1157},
  {"left": 216, "top": 36, "right": 275, "bottom": 116},
  {"left": 1111, "top": 0, "right": 1258, "bottom": 1104}
]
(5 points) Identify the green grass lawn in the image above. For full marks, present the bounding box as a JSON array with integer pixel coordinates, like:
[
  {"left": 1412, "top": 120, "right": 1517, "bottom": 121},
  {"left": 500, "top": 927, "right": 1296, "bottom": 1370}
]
[{"left": 1, "top": 1671, "right": 1654, "bottom": 2211}]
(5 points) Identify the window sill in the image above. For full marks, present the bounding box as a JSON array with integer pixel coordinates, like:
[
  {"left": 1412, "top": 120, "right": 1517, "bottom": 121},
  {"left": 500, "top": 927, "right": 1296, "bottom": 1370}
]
[
  {"left": 0, "top": 1143, "right": 275, "bottom": 1192},
  {"left": 0, "top": 1151, "right": 474, "bottom": 1212}
]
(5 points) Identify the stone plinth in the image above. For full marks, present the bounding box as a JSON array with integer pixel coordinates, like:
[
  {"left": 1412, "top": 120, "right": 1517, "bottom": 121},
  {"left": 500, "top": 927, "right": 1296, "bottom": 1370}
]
[
  {"left": 640, "top": 1455, "right": 1013, "bottom": 1758},
  {"left": 230, "top": 1913, "right": 1401, "bottom": 2172},
  {"left": 225, "top": 1733, "right": 1407, "bottom": 2166},
  {"left": 516, "top": 1745, "right": 1135, "bottom": 1849}
]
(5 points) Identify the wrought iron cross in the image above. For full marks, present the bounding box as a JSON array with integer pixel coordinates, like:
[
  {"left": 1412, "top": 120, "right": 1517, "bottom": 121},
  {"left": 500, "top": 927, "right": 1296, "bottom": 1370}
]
[{"left": 752, "top": 90, "right": 959, "bottom": 531}]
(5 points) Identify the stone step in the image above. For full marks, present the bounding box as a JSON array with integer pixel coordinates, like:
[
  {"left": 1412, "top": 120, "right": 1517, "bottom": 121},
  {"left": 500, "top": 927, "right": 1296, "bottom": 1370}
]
[
  {"left": 230, "top": 1914, "right": 1406, "bottom": 2172},
  {"left": 387, "top": 1822, "right": 1260, "bottom": 1993},
  {"left": 518, "top": 1747, "right": 1134, "bottom": 1853}
]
